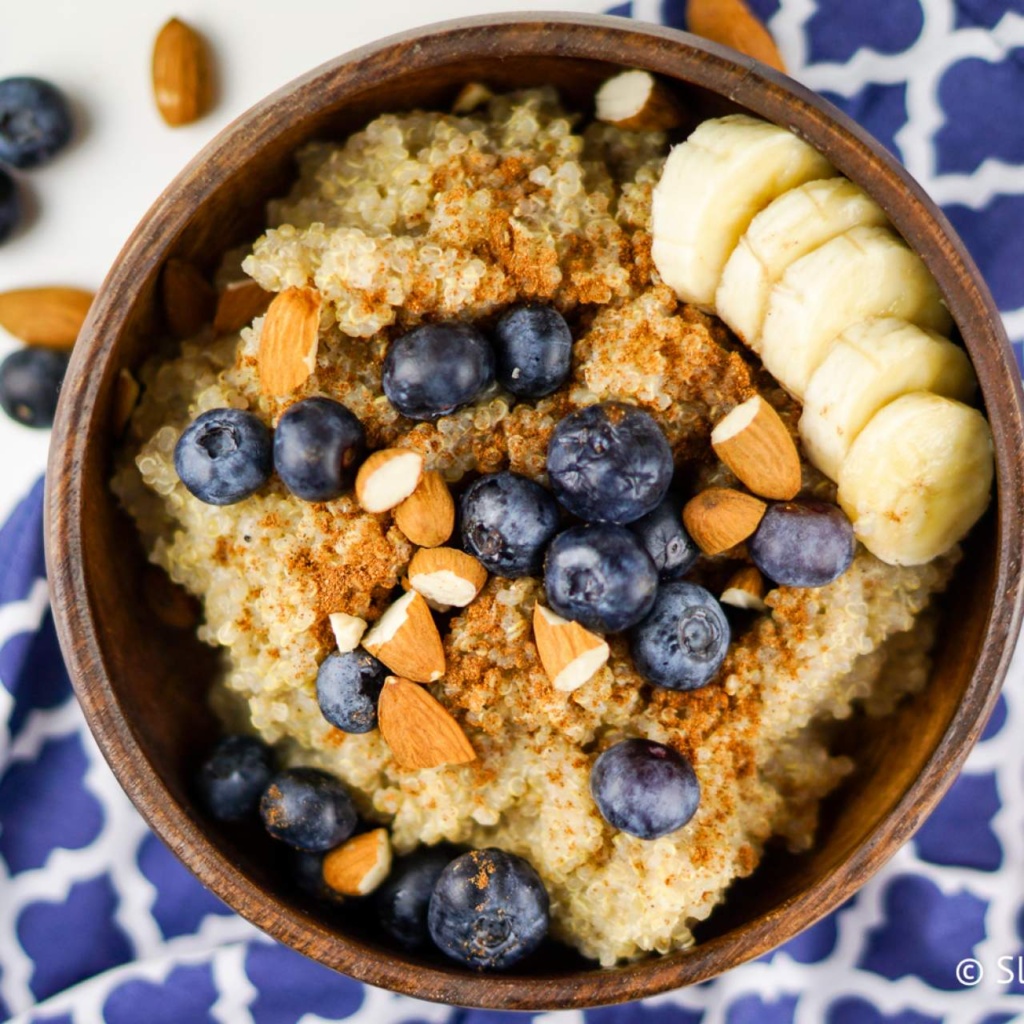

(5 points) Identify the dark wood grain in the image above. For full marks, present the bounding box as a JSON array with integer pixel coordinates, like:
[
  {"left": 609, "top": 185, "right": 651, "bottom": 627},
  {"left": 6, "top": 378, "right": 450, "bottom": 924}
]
[{"left": 44, "top": 12, "right": 1024, "bottom": 1011}]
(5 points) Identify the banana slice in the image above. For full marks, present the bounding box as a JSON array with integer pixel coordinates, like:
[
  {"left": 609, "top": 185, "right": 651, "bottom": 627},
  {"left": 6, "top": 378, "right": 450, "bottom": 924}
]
[
  {"left": 837, "top": 392, "right": 993, "bottom": 566},
  {"left": 800, "top": 318, "right": 976, "bottom": 480},
  {"left": 651, "top": 114, "right": 836, "bottom": 308},
  {"left": 758, "top": 225, "right": 953, "bottom": 399},
  {"left": 716, "top": 178, "right": 887, "bottom": 345}
]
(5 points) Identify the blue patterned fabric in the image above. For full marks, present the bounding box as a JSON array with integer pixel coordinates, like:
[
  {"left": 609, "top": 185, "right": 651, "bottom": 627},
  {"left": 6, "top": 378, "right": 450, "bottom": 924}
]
[{"left": 2, "top": 2, "right": 1024, "bottom": 1020}]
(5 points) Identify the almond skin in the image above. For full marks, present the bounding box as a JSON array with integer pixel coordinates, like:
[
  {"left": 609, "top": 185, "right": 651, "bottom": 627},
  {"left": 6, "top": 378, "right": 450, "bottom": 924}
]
[
  {"left": 322, "top": 828, "right": 392, "bottom": 896},
  {"left": 408, "top": 548, "right": 487, "bottom": 608},
  {"left": 257, "top": 286, "right": 322, "bottom": 396},
  {"left": 162, "top": 259, "right": 216, "bottom": 339},
  {"left": 0, "top": 287, "right": 93, "bottom": 348},
  {"left": 393, "top": 471, "right": 455, "bottom": 547},
  {"left": 687, "top": 0, "right": 787, "bottom": 72},
  {"left": 378, "top": 676, "right": 476, "bottom": 770},
  {"left": 533, "top": 604, "right": 609, "bottom": 692},
  {"left": 683, "top": 488, "right": 767, "bottom": 555},
  {"left": 152, "top": 17, "right": 212, "bottom": 127},
  {"left": 362, "top": 590, "right": 445, "bottom": 683},
  {"left": 213, "top": 279, "right": 272, "bottom": 335},
  {"left": 711, "top": 394, "right": 802, "bottom": 500}
]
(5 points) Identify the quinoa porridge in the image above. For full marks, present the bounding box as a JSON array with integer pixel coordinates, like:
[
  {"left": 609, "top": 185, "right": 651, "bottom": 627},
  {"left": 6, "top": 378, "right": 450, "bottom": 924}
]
[{"left": 112, "top": 85, "right": 978, "bottom": 966}]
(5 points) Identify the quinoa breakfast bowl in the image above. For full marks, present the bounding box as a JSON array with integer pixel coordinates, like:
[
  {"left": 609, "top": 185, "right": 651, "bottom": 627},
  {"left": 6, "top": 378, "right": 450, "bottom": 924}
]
[{"left": 45, "top": 13, "right": 1024, "bottom": 1010}]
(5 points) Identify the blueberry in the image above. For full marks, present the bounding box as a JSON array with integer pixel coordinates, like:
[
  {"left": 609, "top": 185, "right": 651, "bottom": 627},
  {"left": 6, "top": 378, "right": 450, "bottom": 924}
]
[
  {"left": 383, "top": 322, "right": 494, "bottom": 420},
  {"left": 749, "top": 500, "right": 856, "bottom": 588},
  {"left": 174, "top": 408, "right": 272, "bottom": 505},
  {"left": 259, "top": 767, "right": 358, "bottom": 852},
  {"left": 0, "top": 77, "right": 73, "bottom": 169},
  {"left": 428, "top": 848, "right": 549, "bottom": 969},
  {"left": 316, "top": 650, "right": 386, "bottom": 734},
  {"left": 374, "top": 844, "right": 460, "bottom": 950},
  {"left": 197, "top": 734, "right": 276, "bottom": 822},
  {"left": 492, "top": 304, "right": 573, "bottom": 398},
  {"left": 630, "top": 581, "right": 730, "bottom": 691},
  {"left": 0, "top": 167, "right": 20, "bottom": 244},
  {"left": 546, "top": 402, "right": 673, "bottom": 524},
  {"left": 590, "top": 738, "right": 700, "bottom": 840},
  {"left": 273, "top": 396, "right": 365, "bottom": 502},
  {"left": 292, "top": 850, "right": 345, "bottom": 904},
  {"left": 629, "top": 494, "right": 699, "bottom": 581},
  {"left": 0, "top": 347, "right": 68, "bottom": 428},
  {"left": 460, "top": 471, "right": 561, "bottom": 578},
  {"left": 544, "top": 524, "right": 658, "bottom": 633}
]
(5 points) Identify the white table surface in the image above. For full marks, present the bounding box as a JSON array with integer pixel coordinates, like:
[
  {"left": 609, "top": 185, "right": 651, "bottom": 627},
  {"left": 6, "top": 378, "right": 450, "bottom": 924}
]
[{"left": 0, "top": 0, "right": 623, "bottom": 525}]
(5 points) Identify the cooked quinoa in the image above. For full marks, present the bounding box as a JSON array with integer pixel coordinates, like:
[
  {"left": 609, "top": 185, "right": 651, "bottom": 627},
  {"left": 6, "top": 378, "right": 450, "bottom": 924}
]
[{"left": 112, "top": 88, "right": 957, "bottom": 966}]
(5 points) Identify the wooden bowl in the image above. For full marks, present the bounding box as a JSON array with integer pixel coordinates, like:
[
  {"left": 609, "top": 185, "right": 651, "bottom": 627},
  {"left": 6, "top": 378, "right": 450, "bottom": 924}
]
[{"left": 45, "top": 12, "right": 1024, "bottom": 1010}]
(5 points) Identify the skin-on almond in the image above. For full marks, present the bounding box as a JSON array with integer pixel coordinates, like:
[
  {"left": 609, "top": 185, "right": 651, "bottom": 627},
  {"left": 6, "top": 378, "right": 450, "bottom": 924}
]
[
  {"left": 711, "top": 394, "right": 802, "bottom": 500},
  {"left": 257, "top": 286, "right": 322, "bottom": 396},
  {"left": 0, "top": 287, "right": 94, "bottom": 348},
  {"left": 322, "top": 828, "right": 392, "bottom": 896},
  {"left": 113, "top": 368, "right": 140, "bottom": 434},
  {"left": 533, "top": 604, "right": 610, "bottom": 693},
  {"left": 152, "top": 17, "right": 212, "bottom": 127},
  {"left": 408, "top": 548, "right": 487, "bottom": 609},
  {"left": 213, "top": 279, "right": 272, "bottom": 335},
  {"left": 451, "top": 81, "right": 494, "bottom": 115},
  {"left": 400, "top": 574, "right": 451, "bottom": 614},
  {"left": 595, "top": 69, "right": 684, "bottom": 131},
  {"left": 683, "top": 488, "right": 767, "bottom": 555},
  {"left": 378, "top": 676, "right": 476, "bottom": 770},
  {"left": 720, "top": 565, "right": 768, "bottom": 612},
  {"left": 162, "top": 259, "right": 216, "bottom": 339},
  {"left": 393, "top": 471, "right": 455, "bottom": 547},
  {"left": 328, "top": 612, "right": 367, "bottom": 653},
  {"left": 362, "top": 590, "right": 445, "bottom": 682},
  {"left": 355, "top": 448, "right": 424, "bottom": 513},
  {"left": 687, "top": 0, "right": 787, "bottom": 72}
]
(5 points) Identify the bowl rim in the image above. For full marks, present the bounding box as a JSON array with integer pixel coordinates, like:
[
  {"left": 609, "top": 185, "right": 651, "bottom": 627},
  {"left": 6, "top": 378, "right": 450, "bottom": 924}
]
[{"left": 45, "top": 10, "right": 1024, "bottom": 1010}]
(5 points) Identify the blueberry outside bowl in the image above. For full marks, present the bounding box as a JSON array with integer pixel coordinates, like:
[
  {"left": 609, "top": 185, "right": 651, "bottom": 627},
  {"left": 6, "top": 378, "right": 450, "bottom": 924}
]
[{"left": 44, "top": 12, "right": 1024, "bottom": 1010}]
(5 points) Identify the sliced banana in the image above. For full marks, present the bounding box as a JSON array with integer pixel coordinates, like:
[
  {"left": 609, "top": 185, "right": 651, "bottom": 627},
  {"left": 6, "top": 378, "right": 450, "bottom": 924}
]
[
  {"left": 837, "top": 392, "right": 993, "bottom": 566},
  {"left": 758, "top": 225, "right": 953, "bottom": 399},
  {"left": 716, "top": 178, "right": 886, "bottom": 345},
  {"left": 651, "top": 114, "right": 836, "bottom": 308},
  {"left": 800, "top": 318, "right": 976, "bottom": 480}
]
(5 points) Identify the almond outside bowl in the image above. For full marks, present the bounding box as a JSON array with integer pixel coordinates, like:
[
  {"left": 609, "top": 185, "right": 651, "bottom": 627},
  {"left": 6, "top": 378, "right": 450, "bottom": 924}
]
[{"left": 44, "top": 12, "right": 1024, "bottom": 1010}]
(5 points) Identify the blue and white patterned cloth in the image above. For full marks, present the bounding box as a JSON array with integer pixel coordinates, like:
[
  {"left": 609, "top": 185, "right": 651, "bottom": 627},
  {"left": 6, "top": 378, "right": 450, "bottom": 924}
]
[{"left": 2, "top": 2, "right": 1024, "bottom": 1020}]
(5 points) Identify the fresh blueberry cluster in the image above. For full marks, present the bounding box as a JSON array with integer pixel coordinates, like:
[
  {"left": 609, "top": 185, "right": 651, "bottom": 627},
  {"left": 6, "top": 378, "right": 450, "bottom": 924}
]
[
  {"left": 0, "top": 76, "right": 75, "bottom": 244},
  {"left": 195, "top": 732, "right": 550, "bottom": 969}
]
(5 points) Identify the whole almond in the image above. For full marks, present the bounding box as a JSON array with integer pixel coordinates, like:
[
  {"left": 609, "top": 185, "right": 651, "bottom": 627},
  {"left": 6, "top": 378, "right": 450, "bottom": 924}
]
[
  {"left": 162, "top": 259, "right": 216, "bottom": 339},
  {"left": 687, "top": 0, "right": 787, "bottom": 72},
  {"left": 683, "top": 488, "right": 767, "bottom": 555},
  {"left": 393, "top": 471, "right": 455, "bottom": 547},
  {"left": 378, "top": 676, "right": 476, "bottom": 770},
  {"left": 322, "top": 829, "right": 392, "bottom": 896},
  {"left": 711, "top": 394, "right": 802, "bottom": 500},
  {"left": 213, "top": 279, "right": 272, "bottom": 335},
  {"left": 0, "top": 287, "right": 93, "bottom": 348},
  {"left": 152, "top": 17, "right": 212, "bottom": 127},
  {"left": 257, "top": 286, "right": 322, "bottom": 396}
]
